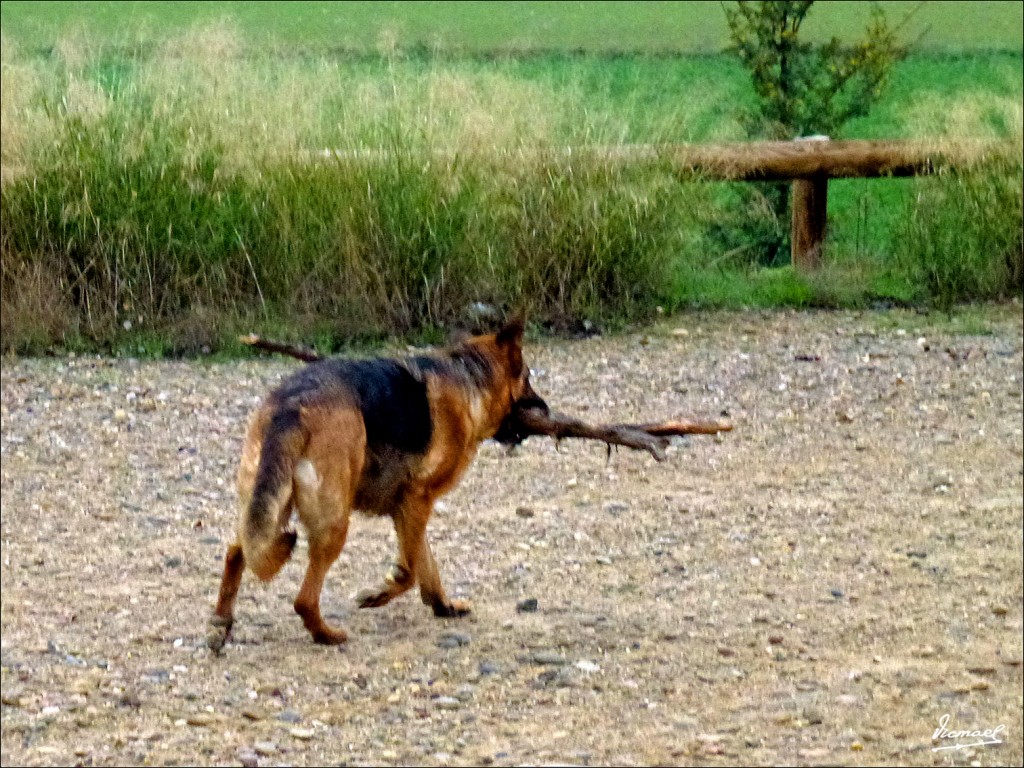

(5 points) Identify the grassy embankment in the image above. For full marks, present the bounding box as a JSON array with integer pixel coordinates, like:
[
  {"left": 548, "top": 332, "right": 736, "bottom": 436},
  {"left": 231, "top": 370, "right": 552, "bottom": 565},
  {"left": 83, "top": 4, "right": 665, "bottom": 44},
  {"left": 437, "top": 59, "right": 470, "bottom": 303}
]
[{"left": 1, "top": 5, "right": 1021, "bottom": 354}]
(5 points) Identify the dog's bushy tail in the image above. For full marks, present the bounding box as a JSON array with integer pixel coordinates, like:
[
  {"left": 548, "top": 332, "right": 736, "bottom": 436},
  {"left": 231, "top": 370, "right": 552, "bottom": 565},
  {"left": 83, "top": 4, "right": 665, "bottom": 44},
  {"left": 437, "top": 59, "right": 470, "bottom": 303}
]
[{"left": 240, "top": 407, "right": 307, "bottom": 581}]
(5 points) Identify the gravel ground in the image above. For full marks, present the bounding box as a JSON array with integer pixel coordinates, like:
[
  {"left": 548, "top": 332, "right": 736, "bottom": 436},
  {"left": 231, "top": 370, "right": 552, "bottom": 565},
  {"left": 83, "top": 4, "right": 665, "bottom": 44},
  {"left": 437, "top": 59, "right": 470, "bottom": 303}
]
[{"left": 2, "top": 307, "right": 1022, "bottom": 767}]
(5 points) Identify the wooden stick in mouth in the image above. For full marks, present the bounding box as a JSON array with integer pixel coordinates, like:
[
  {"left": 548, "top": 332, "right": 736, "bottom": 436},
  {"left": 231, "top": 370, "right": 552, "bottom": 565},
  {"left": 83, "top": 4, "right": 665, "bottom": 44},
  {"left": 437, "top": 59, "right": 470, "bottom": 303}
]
[
  {"left": 509, "top": 406, "right": 732, "bottom": 462},
  {"left": 241, "top": 332, "right": 733, "bottom": 460}
]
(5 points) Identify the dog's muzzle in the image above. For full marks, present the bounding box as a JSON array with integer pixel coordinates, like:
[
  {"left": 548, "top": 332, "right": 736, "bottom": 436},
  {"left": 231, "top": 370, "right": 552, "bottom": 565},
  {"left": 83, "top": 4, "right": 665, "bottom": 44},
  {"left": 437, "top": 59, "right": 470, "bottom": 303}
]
[{"left": 493, "top": 392, "right": 549, "bottom": 446}]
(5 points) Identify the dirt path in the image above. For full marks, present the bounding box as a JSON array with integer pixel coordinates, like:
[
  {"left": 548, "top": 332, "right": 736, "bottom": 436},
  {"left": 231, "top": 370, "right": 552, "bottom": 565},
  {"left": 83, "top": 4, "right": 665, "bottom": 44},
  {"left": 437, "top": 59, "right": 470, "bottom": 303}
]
[{"left": 2, "top": 307, "right": 1022, "bottom": 767}]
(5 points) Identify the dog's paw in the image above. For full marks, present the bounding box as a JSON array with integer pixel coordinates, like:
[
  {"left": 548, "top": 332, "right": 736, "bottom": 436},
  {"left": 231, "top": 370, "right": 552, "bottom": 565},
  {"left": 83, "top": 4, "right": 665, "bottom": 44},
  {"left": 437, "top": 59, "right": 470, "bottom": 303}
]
[
  {"left": 433, "top": 598, "right": 472, "bottom": 618},
  {"left": 206, "top": 616, "right": 232, "bottom": 654},
  {"left": 355, "top": 587, "right": 391, "bottom": 609},
  {"left": 312, "top": 626, "right": 349, "bottom": 645}
]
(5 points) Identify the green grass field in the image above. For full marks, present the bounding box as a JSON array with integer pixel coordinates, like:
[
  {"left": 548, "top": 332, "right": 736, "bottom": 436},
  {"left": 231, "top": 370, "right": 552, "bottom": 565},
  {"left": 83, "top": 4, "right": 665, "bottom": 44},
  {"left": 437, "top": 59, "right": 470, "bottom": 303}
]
[
  {"left": 2, "top": 1, "right": 1022, "bottom": 53},
  {"left": 1, "top": 2, "right": 1021, "bottom": 354}
]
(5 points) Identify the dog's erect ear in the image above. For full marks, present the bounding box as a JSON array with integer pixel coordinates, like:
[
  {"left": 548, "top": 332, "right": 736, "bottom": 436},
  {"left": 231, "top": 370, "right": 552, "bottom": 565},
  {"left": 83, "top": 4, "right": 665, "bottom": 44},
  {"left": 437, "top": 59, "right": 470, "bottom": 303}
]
[
  {"left": 496, "top": 315, "right": 526, "bottom": 378},
  {"left": 495, "top": 315, "right": 525, "bottom": 348}
]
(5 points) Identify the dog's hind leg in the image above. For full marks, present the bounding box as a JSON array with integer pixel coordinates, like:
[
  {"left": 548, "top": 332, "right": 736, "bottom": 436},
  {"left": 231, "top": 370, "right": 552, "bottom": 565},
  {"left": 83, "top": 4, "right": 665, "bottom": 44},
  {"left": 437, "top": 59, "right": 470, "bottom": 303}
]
[
  {"left": 292, "top": 458, "right": 352, "bottom": 645},
  {"left": 293, "top": 523, "right": 349, "bottom": 644},
  {"left": 207, "top": 543, "right": 246, "bottom": 652}
]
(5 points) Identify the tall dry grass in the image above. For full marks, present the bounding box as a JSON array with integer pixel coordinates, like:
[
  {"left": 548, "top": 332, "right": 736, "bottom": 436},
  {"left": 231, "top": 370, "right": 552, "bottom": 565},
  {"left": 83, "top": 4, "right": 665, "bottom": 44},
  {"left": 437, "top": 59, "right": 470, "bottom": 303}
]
[
  {"left": 2, "top": 25, "right": 1021, "bottom": 353},
  {"left": 892, "top": 94, "right": 1023, "bottom": 308},
  {"left": 0, "top": 23, "right": 704, "bottom": 352}
]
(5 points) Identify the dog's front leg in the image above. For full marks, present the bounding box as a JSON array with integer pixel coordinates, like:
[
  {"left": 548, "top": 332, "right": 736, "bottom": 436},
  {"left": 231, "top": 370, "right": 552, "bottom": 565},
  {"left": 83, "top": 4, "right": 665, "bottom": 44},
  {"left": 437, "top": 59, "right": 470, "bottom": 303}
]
[{"left": 416, "top": 535, "right": 471, "bottom": 617}]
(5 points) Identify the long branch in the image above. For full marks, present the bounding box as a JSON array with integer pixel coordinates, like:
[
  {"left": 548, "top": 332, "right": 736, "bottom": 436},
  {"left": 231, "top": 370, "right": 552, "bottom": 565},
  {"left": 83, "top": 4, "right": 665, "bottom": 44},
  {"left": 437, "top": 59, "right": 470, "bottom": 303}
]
[
  {"left": 239, "top": 334, "right": 322, "bottom": 362},
  {"left": 512, "top": 407, "right": 732, "bottom": 462},
  {"left": 240, "top": 332, "right": 734, "bottom": 460}
]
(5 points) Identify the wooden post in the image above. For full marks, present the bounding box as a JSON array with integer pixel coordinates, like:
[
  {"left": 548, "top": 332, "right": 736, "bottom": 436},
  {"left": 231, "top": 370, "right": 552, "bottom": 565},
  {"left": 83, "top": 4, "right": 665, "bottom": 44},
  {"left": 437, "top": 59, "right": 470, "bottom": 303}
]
[{"left": 791, "top": 174, "right": 828, "bottom": 272}]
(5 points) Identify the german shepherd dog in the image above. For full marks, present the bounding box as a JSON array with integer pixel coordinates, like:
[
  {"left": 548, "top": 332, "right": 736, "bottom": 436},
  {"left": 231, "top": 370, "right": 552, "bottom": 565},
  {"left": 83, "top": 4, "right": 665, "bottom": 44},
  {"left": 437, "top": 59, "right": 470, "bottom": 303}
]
[{"left": 209, "top": 319, "right": 547, "bottom": 647}]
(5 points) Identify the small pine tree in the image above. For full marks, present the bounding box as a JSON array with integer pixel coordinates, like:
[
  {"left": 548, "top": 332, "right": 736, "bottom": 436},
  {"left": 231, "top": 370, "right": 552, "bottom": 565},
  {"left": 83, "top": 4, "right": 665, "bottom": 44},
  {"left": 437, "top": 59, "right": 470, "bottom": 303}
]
[
  {"left": 725, "top": 0, "right": 905, "bottom": 139},
  {"left": 719, "top": 1, "right": 906, "bottom": 264}
]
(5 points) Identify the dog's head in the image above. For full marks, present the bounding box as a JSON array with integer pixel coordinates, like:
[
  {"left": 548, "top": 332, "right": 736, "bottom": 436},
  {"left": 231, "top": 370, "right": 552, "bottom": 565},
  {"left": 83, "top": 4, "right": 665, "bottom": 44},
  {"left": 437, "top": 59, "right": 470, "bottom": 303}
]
[
  {"left": 449, "top": 316, "right": 548, "bottom": 443},
  {"left": 485, "top": 317, "right": 549, "bottom": 445}
]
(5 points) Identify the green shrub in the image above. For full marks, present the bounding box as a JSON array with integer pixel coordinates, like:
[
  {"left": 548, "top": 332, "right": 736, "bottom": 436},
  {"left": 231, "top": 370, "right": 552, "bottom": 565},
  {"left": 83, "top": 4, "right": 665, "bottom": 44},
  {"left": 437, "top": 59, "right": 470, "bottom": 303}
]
[
  {"left": 894, "top": 158, "right": 1023, "bottom": 309},
  {"left": 0, "top": 29, "right": 705, "bottom": 353}
]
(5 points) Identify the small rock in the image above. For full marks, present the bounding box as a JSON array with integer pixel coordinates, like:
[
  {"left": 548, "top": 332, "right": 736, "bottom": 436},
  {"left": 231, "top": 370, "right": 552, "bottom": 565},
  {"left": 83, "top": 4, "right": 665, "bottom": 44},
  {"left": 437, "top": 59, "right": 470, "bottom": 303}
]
[
  {"left": 965, "top": 665, "right": 996, "bottom": 676},
  {"left": 276, "top": 709, "right": 302, "bottom": 723},
  {"left": 253, "top": 741, "right": 277, "bottom": 756},
  {"left": 118, "top": 691, "right": 142, "bottom": 709},
  {"left": 575, "top": 660, "right": 600, "bottom": 673},
  {"left": 61, "top": 652, "right": 88, "bottom": 667},
  {"left": 991, "top": 605, "right": 1009, "bottom": 616},
  {"left": 515, "top": 506, "right": 535, "bottom": 518},
  {"left": 516, "top": 598, "right": 539, "bottom": 613},
  {"left": 596, "top": 556, "right": 613, "bottom": 565},
  {"left": 164, "top": 556, "right": 182, "bottom": 569},
  {"left": 531, "top": 668, "right": 576, "bottom": 689},
  {"left": 717, "top": 646, "right": 736, "bottom": 657},
  {"left": 478, "top": 661, "right": 500, "bottom": 676},
  {"left": 142, "top": 668, "right": 171, "bottom": 684},
  {"left": 290, "top": 727, "right": 315, "bottom": 740},
  {"left": 186, "top": 713, "right": 214, "bottom": 726},
  {"left": 998, "top": 647, "right": 1022, "bottom": 666},
  {"left": 434, "top": 696, "right": 461, "bottom": 710},
  {"left": 238, "top": 750, "right": 259, "bottom": 768},
  {"left": 696, "top": 733, "right": 724, "bottom": 744},
  {"left": 436, "top": 631, "right": 471, "bottom": 649},
  {"left": 767, "top": 635, "right": 784, "bottom": 645},
  {"left": 830, "top": 588, "right": 844, "bottom": 599},
  {"left": 603, "top": 501, "right": 629, "bottom": 515},
  {"left": 675, "top": 714, "right": 700, "bottom": 730},
  {"left": 531, "top": 651, "right": 568, "bottom": 666}
]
